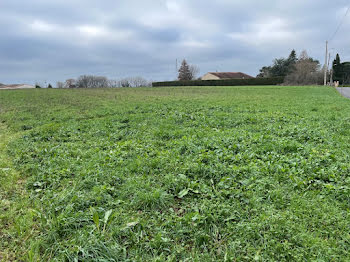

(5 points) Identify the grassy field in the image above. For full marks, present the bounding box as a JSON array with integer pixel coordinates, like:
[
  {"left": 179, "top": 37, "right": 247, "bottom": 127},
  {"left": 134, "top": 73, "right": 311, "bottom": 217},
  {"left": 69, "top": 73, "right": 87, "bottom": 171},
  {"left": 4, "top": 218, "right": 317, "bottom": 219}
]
[{"left": 1, "top": 86, "right": 350, "bottom": 261}]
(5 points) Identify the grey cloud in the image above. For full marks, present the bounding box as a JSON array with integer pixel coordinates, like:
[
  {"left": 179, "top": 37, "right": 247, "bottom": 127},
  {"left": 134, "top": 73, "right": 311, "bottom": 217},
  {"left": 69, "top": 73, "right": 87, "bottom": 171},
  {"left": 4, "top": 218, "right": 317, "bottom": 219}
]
[{"left": 0, "top": 0, "right": 350, "bottom": 84}]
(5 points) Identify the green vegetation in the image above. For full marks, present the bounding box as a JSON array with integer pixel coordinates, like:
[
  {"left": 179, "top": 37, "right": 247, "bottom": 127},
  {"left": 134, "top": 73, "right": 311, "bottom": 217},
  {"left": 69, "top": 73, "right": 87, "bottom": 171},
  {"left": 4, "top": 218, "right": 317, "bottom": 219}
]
[
  {"left": 332, "top": 54, "right": 350, "bottom": 84},
  {"left": 1, "top": 86, "right": 350, "bottom": 261},
  {"left": 257, "top": 50, "right": 298, "bottom": 78},
  {"left": 152, "top": 77, "right": 284, "bottom": 87},
  {"left": 257, "top": 50, "right": 323, "bottom": 85}
]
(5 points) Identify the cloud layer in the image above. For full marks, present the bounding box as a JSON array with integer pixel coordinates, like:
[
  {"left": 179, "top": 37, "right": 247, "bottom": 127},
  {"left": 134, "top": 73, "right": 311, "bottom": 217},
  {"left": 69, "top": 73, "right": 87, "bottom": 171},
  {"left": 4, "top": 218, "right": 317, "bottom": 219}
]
[{"left": 0, "top": 0, "right": 349, "bottom": 84}]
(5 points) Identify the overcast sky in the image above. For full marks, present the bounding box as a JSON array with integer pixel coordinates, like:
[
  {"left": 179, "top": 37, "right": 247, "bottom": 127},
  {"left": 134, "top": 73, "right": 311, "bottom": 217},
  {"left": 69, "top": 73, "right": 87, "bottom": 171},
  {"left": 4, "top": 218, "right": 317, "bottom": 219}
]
[{"left": 0, "top": 0, "right": 349, "bottom": 85}]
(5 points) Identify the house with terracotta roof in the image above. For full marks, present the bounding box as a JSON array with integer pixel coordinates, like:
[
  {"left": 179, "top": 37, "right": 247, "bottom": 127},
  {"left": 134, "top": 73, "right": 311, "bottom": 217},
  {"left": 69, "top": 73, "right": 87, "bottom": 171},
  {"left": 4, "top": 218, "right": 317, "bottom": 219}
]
[{"left": 201, "top": 72, "right": 254, "bottom": 80}]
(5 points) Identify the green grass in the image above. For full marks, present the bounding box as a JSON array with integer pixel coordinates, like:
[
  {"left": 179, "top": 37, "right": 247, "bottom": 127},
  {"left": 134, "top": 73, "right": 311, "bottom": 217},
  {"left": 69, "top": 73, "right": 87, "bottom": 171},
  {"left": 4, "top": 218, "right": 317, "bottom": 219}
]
[{"left": 1, "top": 86, "right": 350, "bottom": 261}]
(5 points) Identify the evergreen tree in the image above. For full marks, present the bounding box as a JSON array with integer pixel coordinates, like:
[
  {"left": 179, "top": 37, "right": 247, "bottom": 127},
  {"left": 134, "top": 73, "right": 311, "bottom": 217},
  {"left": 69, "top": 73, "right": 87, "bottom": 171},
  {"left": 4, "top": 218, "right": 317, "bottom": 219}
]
[
  {"left": 269, "top": 58, "right": 290, "bottom": 77},
  {"left": 256, "top": 66, "right": 272, "bottom": 78},
  {"left": 178, "top": 59, "right": 192, "bottom": 81},
  {"left": 288, "top": 49, "right": 297, "bottom": 64},
  {"left": 333, "top": 54, "right": 342, "bottom": 82},
  {"left": 48, "top": 83, "right": 53, "bottom": 88},
  {"left": 257, "top": 49, "right": 298, "bottom": 78},
  {"left": 343, "top": 62, "right": 350, "bottom": 84},
  {"left": 335, "top": 53, "right": 340, "bottom": 64},
  {"left": 287, "top": 49, "right": 297, "bottom": 72},
  {"left": 332, "top": 54, "right": 350, "bottom": 84}
]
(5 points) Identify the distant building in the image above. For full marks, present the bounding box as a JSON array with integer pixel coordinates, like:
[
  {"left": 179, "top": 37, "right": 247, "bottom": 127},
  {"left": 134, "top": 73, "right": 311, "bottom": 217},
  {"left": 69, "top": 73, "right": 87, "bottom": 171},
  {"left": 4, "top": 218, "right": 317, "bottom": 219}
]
[
  {"left": 0, "top": 84, "right": 35, "bottom": 89},
  {"left": 201, "top": 72, "right": 254, "bottom": 80}
]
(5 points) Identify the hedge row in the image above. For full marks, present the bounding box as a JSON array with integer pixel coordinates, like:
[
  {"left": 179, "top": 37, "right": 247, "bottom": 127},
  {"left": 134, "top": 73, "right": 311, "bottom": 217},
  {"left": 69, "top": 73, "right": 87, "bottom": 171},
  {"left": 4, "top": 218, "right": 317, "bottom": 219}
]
[{"left": 152, "top": 77, "right": 284, "bottom": 87}]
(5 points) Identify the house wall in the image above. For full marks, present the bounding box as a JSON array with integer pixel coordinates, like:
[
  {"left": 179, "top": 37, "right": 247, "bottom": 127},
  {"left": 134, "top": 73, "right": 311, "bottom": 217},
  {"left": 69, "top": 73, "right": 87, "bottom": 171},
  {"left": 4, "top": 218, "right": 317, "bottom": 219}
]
[{"left": 201, "top": 73, "right": 220, "bottom": 80}]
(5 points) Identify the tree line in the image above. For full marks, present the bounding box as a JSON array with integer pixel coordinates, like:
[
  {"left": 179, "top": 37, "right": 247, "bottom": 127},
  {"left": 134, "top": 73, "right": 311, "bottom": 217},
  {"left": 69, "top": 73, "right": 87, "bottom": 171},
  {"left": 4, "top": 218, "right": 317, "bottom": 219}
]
[
  {"left": 258, "top": 49, "right": 350, "bottom": 85},
  {"left": 36, "top": 53, "right": 349, "bottom": 88},
  {"left": 54, "top": 75, "right": 152, "bottom": 88},
  {"left": 257, "top": 49, "right": 324, "bottom": 85}
]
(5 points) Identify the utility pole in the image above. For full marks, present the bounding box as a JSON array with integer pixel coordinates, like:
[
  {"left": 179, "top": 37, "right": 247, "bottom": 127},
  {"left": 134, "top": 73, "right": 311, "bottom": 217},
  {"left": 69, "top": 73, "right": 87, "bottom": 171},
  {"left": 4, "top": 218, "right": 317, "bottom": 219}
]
[
  {"left": 328, "top": 53, "right": 332, "bottom": 84},
  {"left": 330, "top": 68, "right": 333, "bottom": 84},
  {"left": 176, "top": 59, "right": 178, "bottom": 79},
  {"left": 324, "top": 41, "right": 328, "bottom": 86}
]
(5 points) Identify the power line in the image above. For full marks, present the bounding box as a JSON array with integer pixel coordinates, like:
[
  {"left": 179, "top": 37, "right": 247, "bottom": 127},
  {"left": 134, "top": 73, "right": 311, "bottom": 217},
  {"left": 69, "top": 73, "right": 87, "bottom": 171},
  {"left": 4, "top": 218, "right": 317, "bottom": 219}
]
[{"left": 329, "top": 3, "right": 350, "bottom": 42}]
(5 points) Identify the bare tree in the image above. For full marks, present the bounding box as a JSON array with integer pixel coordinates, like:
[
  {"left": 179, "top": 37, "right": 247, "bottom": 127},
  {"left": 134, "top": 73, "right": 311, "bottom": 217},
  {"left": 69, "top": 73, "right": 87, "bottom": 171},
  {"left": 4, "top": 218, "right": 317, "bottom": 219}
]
[
  {"left": 119, "top": 78, "right": 131, "bottom": 87},
  {"left": 65, "top": 79, "right": 76, "bottom": 88},
  {"left": 115, "top": 77, "right": 150, "bottom": 87},
  {"left": 189, "top": 65, "right": 200, "bottom": 80},
  {"left": 299, "top": 50, "right": 309, "bottom": 60},
  {"left": 129, "top": 77, "right": 150, "bottom": 87},
  {"left": 108, "top": 79, "right": 119, "bottom": 88},
  {"left": 76, "top": 75, "right": 89, "bottom": 88},
  {"left": 284, "top": 50, "right": 323, "bottom": 85},
  {"left": 56, "top": 81, "right": 64, "bottom": 88},
  {"left": 76, "top": 75, "right": 108, "bottom": 88},
  {"left": 94, "top": 76, "right": 108, "bottom": 88},
  {"left": 62, "top": 76, "right": 151, "bottom": 89}
]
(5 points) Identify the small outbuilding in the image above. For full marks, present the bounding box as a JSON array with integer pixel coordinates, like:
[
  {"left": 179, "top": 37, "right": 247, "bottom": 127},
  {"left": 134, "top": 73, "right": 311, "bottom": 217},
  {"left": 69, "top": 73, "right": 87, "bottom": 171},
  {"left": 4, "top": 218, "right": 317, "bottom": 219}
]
[{"left": 201, "top": 72, "right": 254, "bottom": 80}]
